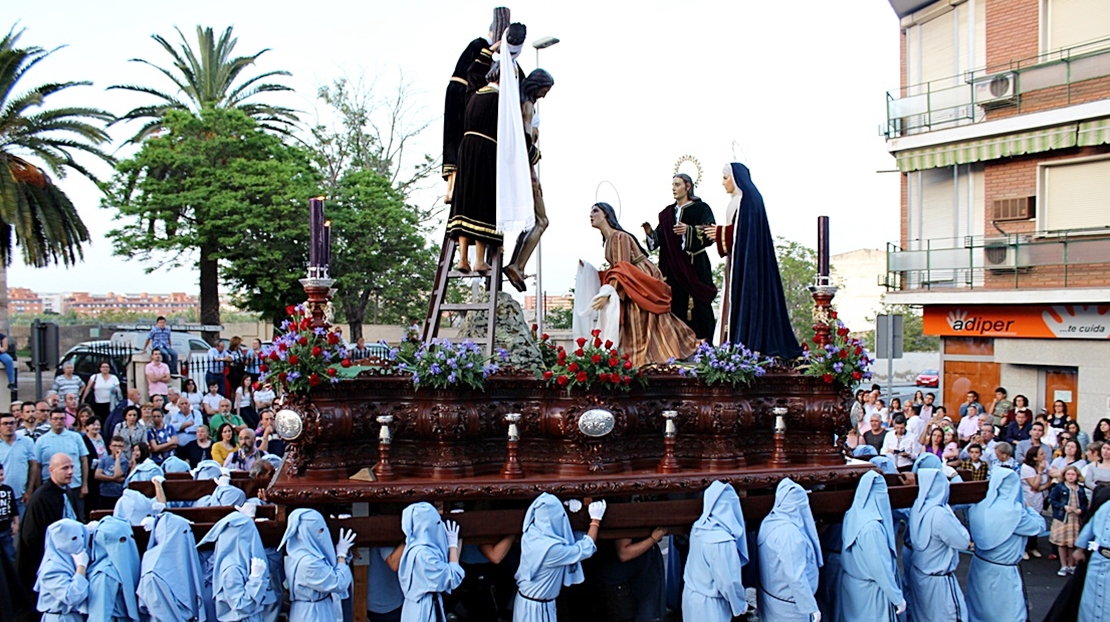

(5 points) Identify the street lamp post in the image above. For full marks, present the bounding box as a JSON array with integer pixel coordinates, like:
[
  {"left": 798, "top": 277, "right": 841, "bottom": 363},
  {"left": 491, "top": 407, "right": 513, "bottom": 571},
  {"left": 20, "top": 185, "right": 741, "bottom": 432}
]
[{"left": 532, "top": 36, "right": 559, "bottom": 335}]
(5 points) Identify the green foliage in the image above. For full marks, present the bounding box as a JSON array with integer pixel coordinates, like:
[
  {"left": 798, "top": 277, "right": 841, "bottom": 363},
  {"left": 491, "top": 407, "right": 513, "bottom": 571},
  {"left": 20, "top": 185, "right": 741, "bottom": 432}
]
[
  {"left": 863, "top": 303, "right": 940, "bottom": 353},
  {"left": 0, "top": 27, "right": 114, "bottom": 267},
  {"left": 110, "top": 25, "right": 297, "bottom": 143},
  {"left": 544, "top": 305, "right": 573, "bottom": 330},
  {"left": 103, "top": 108, "right": 320, "bottom": 330}
]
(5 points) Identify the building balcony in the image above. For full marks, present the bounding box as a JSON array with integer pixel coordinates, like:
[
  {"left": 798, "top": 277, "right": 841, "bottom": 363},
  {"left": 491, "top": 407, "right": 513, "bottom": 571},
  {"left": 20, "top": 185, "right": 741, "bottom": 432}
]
[
  {"left": 882, "top": 228, "right": 1110, "bottom": 304},
  {"left": 885, "top": 37, "right": 1110, "bottom": 139}
]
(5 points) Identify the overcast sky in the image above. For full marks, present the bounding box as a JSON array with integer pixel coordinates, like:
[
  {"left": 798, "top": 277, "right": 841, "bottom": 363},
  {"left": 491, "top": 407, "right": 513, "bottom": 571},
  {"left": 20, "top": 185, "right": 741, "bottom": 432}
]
[{"left": 9, "top": 1, "right": 901, "bottom": 299}]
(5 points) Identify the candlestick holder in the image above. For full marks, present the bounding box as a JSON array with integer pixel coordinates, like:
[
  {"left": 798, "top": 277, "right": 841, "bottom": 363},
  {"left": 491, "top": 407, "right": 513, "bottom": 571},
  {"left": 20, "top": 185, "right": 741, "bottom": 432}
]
[
  {"left": 807, "top": 283, "right": 839, "bottom": 347},
  {"left": 769, "top": 407, "right": 790, "bottom": 469},
  {"left": 300, "top": 275, "right": 336, "bottom": 329},
  {"left": 500, "top": 413, "right": 524, "bottom": 479},
  {"left": 657, "top": 410, "right": 681, "bottom": 473},
  {"left": 373, "top": 415, "right": 395, "bottom": 481}
]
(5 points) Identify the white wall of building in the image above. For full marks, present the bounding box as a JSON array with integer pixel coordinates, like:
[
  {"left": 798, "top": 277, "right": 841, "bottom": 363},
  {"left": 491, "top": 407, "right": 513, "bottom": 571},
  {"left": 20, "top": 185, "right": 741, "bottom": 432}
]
[{"left": 995, "top": 338, "right": 1110, "bottom": 434}]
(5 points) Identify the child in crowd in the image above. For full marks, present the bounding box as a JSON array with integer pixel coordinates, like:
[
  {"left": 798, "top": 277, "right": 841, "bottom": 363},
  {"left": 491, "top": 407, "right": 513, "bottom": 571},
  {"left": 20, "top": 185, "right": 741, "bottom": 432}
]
[{"left": 1049, "top": 465, "right": 1088, "bottom": 576}]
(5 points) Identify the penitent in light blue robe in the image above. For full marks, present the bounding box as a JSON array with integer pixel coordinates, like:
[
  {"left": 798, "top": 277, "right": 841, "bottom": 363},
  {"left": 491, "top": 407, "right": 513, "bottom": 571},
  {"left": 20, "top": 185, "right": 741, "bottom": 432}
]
[
  {"left": 398, "top": 502, "right": 465, "bottom": 622},
  {"left": 907, "top": 469, "right": 970, "bottom": 622},
  {"left": 966, "top": 468, "right": 1042, "bottom": 622},
  {"left": 35, "top": 519, "right": 90, "bottom": 622},
  {"left": 1077, "top": 496, "right": 1110, "bottom": 622},
  {"left": 681, "top": 481, "right": 749, "bottom": 621},
  {"left": 837, "top": 471, "right": 904, "bottom": 622},
  {"left": 137, "top": 512, "right": 207, "bottom": 622},
  {"left": 757, "top": 479, "right": 823, "bottom": 622},
  {"left": 513, "top": 493, "right": 597, "bottom": 622},
  {"left": 87, "top": 516, "right": 141, "bottom": 622},
  {"left": 898, "top": 452, "right": 944, "bottom": 622},
  {"left": 197, "top": 511, "right": 276, "bottom": 622},
  {"left": 279, "top": 508, "right": 352, "bottom": 622}
]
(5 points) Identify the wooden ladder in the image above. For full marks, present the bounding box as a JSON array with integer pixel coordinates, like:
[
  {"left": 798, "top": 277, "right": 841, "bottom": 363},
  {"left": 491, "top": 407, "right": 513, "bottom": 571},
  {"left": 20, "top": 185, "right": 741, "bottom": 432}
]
[{"left": 422, "top": 235, "right": 502, "bottom": 354}]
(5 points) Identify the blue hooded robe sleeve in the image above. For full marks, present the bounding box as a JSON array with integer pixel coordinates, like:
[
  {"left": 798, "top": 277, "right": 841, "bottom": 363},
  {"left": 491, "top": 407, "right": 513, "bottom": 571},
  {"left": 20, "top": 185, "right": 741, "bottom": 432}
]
[
  {"left": 907, "top": 469, "right": 969, "bottom": 622},
  {"left": 138, "top": 512, "right": 207, "bottom": 622},
  {"left": 838, "top": 471, "right": 904, "bottom": 622},
  {"left": 1074, "top": 490, "right": 1110, "bottom": 621},
  {"left": 757, "top": 479, "right": 822, "bottom": 622},
  {"left": 398, "top": 502, "right": 465, "bottom": 622},
  {"left": 966, "top": 468, "right": 1042, "bottom": 622},
  {"left": 722, "top": 162, "right": 802, "bottom": 359},
  {"left": 514, "top": 493, "right": 597, "bottom": 622},
  {"left": 682, "top": 481, "right": 749, "bottom": 621},
  {"left": 35, "top": 519, "right": 90, "bottom": 622},
  {"left": 196, "top": 511, "right": 275, "bottom": 622},
  {"left": 87, "top": 515, "right": 141, "bottom": 622},
  {"left": 279, "top": 508, "right": 352, "bottom": 622}
]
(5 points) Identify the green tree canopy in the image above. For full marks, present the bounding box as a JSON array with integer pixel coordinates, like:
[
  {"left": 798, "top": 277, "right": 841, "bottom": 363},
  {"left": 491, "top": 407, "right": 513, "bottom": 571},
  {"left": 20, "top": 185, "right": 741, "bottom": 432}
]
[
  {"left": 110, "top": 25, "right": 298, "bottom": 143},
  {"left": 103, "top": 108, "right": 319, "bottom": 339}
]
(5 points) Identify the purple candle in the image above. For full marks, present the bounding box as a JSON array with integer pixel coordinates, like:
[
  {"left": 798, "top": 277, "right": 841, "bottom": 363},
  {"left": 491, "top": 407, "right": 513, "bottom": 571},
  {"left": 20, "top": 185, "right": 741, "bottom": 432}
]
[
  {"left": 309, "top": 197, "right": 324, "bottom": 267},
  {"left": 817, "top": 215, "right": 830, "bottom": 278},
  {"left": 323, "top": 219, "right": 332, "bottom": 271}
]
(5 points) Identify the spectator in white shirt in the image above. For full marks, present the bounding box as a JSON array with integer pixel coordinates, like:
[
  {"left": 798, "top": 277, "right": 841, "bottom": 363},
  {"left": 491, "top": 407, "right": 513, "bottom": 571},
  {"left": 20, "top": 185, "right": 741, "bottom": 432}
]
[
  {"left": 957, "top": 405, "right": 982, "bottom": 443},
  {"left": 881, "top": 414, "right": 919, "bottom": 471},
  {"left": 201, "top": 381, "right": 224, "bottom": 418},
  {"left": 918, "top": 393, "right": 937, "bottom": 419}
]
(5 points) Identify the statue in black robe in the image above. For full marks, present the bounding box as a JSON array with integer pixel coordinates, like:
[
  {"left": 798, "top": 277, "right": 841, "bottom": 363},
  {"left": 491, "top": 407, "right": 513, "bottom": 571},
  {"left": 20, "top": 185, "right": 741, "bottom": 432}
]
[
  {"left": 15, "top": 478, "right": 77, "bottom": 601},
  {"left": 643, "top": 174, "right": 717, "bottom": 341}
]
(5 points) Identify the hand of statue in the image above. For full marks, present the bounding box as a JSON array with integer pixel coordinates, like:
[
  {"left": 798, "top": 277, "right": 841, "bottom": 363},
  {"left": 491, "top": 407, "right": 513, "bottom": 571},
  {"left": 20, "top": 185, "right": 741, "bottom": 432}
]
[
  {"left": 700, "top": 225, "right": 718, "bottom": 238},
  {"left": 673, "top": 223, "right": 688, "bottom": 235},
  {"left": 591, "top": 296, "right": 608, "bottom": 311},
  {"left": 641, "top": 223, "right": 653, "bottom": 235}
]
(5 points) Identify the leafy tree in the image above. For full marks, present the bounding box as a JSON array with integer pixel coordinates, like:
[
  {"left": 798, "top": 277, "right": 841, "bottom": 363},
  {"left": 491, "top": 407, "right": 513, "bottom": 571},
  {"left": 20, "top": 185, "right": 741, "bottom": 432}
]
[
  {"left": 0, "top": 27, "right": 114, "bottom": 332},
  {"left": 103, "top": 108, "right": 319, "bottom": 340},
  {"left": 545, "top": 305, "right": 573, "bottom": 330},
  {"left": 327, "top": 169, "right": 436, "bottom": 338},
  {"left": 110, "top": 25, "right": 297, "bottom": 143},
  {"left": 863, "top": 302, "right": 939, "bottom": 353}
]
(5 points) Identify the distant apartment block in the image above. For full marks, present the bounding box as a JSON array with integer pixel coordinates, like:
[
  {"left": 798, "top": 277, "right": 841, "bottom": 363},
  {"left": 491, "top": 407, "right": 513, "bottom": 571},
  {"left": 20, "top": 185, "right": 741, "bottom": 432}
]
[
  {"left": 7, "top": 288, "right": 199, "bottom": 317},
  {"left": 524, "top": 294, "right": 574, "bottom": 313}
]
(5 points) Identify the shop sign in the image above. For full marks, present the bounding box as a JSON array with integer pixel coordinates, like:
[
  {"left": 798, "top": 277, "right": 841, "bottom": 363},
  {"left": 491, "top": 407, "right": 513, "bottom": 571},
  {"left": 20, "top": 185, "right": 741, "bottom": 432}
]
[{"left": 923, "top": 305, "right": 1110, "bottom": 339}]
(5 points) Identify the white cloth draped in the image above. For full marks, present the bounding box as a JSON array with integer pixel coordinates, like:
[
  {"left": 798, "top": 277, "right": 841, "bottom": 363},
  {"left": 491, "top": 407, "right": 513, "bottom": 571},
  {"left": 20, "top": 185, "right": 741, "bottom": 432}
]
[
  {"left": 573, "top": 261, "right": 620, "bottom": 349},
  {"left": 494, "top": 29, "right": 534, "bottom": 234}
]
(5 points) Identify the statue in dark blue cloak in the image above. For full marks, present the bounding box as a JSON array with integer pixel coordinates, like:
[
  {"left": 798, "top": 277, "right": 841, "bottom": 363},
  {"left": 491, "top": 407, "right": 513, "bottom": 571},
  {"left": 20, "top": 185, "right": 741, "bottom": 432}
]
[{"left": 708, "top": 163, "right": 802, "bottom": 359}]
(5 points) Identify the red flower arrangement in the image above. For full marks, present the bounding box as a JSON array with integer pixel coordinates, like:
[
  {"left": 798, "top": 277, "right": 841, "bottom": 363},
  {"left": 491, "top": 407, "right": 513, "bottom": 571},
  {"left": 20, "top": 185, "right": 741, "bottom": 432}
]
[{"left": 540, "top": 329, "right": 642, "bottom": 392}]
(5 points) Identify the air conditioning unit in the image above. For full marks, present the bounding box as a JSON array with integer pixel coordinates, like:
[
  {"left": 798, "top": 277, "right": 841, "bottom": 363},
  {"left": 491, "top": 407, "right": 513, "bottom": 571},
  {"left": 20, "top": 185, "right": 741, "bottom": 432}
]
[
  {"left": 983, "top": 236, "right": 1030, "bottom": 271},
  {"left": 974, "top": 72, "right": 1018, "bottom": 108}
]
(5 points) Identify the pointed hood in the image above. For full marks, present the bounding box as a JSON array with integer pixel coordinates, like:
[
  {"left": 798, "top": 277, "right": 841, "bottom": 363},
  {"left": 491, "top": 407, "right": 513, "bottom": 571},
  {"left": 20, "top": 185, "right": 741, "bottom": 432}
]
[
  {"left": 139, "top": 512, "right": 206, "bottom": 621},
  {"left": 517, "top": 493, "right": 586, "bottom": 586},
  {"left": 909, "top": 468, "right": 950, "bottom": 551},
  {"left": 842, "top": 471, "right": 895, "bottom": 553},
  {"left": 398, "top": 502, "right": 451, "bottom": 595},
  {"left": 691, "top": 481, "right": 749, "bottom": 564},
  {"left": 968, "top": 468, "right": 1024, "bottom": 550},
  {"left": 759, "top": 478, "right": 822, "bottom": 568},
  {"left": 88, "top": 515, "right": 141, "bottom": 621}
]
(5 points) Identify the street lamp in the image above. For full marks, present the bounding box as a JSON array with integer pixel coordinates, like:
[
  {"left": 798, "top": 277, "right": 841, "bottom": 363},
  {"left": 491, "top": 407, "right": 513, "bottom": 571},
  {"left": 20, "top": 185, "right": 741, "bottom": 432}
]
[{"left": 532, "top": 36, "right": 559, "bottom": 335}]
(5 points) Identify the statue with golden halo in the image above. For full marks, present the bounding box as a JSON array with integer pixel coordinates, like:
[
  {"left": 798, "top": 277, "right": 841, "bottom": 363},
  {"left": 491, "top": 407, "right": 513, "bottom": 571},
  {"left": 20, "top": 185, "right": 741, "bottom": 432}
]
[{"left": 640, "top": 155, "right": 718, "bottom": 342}]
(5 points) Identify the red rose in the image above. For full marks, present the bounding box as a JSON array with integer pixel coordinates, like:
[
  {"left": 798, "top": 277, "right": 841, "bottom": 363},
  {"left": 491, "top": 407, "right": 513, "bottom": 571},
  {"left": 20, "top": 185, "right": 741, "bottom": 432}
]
[
  {"left": 340, "top": 359, "right": 352, "bottom": 368},
  {"left": 610, "top": 350, "right": 618, "bottom": 357},
  {"left": 298, "top": 336, "right": 309, "bottom": 346},
  {"left": 822, "top": 373, "right": 834, "bottom": 383},
  {"left": 621, "top": 353, "right": 630, "bottom": 361},
  {"left": 300, "top": 319, "right": 311, "bottom": 330},
  {"left": 312, "top": 346, "right": 323, "bottom": 357},
  {"left": 326, "top": 367, "right": 338, "bottom": 377},
  {"left": 269, "top": 351, "right": 280, "bottom": 361},
  {"left": 288, "top": 355, "right": 300, "bottom": 365},
  {"left": 830, "top": 311, "right": 838, "bottom": 319},
  {"left": 609, "top": 358, "right": 618, "bottom": 367},
  {"left": 611, "top": 374, "right": 621, "bottom": 384},
  {"left": 557, "top": 351, "right": 567, "bottom": 361},
  {"left": 802, "top": 342, "right": 810, "bottom": 351},
  {"left": 575, "top": 349, "right": 585, "bottom": 357},
  {"left": 557, "top": 375, "right": 569, "bottom": 386},
  {"left": 252, "top": 382, "right": 262, "bottom": 391},
  {"left": 621, "top": 375, "right": 631, "bottom": 384},
  {"left": 576, "top": 371, "right": 588, "bottom": 382},
  {"left": 854, "top": 346, "right": 862, "bottom": 356},
  {"left": 277, "top": 343, "right": 287, "bottom": 352},
  {"left": 837, "top": 327, "right": 849, "bottom": 337},
  {"left": 543, "top": 370, "right": 554, "bottom": 380},
  {"left": 309, "top": 373, "right": 321, "bottom": 386},
  {"left": 568, "top": 362, "right": 580, "bottom": 373},
  {"left": 851, "top": 371, "right": 862, "bottom": 380},
  {"left": 532, "top": 323, "right": 538, "bottom": 331},
  {"left": 839, "top": 349, "right": 849, "bottom": 359},
  {"left": 623, "top": 360, "right": 633, "bottom": 370},
  {"left": 576, "top": 337, "right": 587, "bottom": 347},
  {"left": 541, "top": 333, "right": 550, "bottom": 341},
  {"left": 259, "top": 364, "right": 269, "bottom": 372},
  {"left": 286, "top": 305, "right": 296, "bottom": 315},
  {"left": 598, "top": 373, "right": 609, "bottom": 382},
  {"left": 604, "top": 340, "right": 613, "bottom": 349},
  {"left": 278, "top": 372, "right": 288, "bottom": 382},
  {"left": 591, "top": 354, "right": 602, "bottom": 364},
  {"left": 591, "top": 329, "right": 601, "bottom": 337},
  {"left": 593, "top": 338, "right": 602, "bottom": 348},
  {"left": 327, "top": 333, "right": 340, "bottom": 345}
]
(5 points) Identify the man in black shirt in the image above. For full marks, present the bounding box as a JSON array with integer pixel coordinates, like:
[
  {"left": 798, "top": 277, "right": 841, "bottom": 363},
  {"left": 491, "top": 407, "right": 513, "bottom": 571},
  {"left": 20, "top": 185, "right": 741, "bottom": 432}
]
[{"left": 862, "top": 413, "right": 888, "bottom": 453}]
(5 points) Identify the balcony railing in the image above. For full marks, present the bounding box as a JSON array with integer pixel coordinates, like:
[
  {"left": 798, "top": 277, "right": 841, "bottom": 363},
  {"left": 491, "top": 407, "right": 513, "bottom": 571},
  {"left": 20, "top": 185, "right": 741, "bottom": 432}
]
[
  {"left": 885, "top": 37, "right": 1110, "bottom": 138},
  {"left": 882, "top": 227, "right": 1110, "bottom": 291}
]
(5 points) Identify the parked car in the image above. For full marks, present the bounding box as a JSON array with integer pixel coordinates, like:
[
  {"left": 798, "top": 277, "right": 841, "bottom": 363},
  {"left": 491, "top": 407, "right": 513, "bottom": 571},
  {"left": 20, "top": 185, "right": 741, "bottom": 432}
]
[
  {"left": 110, "top": 330, "right": 213, "bottom": 362},
  {"left": 915, "top": 369, "right": 940, "bottom": 387},
  {"left": 56, "top": 341, "right": 136, "bottom": 386}
]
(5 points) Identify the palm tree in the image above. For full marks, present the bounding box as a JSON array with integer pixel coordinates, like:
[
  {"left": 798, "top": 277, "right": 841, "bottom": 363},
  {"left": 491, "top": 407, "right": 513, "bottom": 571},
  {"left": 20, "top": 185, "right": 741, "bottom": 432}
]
[
  {"left": 110, "top": 25, "right": 298, "bottom": 142},
  {"left": 0, "top": 27, "right": 115, "bottom": 333}
]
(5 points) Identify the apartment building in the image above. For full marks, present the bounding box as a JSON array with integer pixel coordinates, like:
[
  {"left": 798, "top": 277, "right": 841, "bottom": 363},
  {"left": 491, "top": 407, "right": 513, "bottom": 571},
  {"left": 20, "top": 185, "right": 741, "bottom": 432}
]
[{"left": 882, "top": 0, "right": 1110, "bottom": 430}]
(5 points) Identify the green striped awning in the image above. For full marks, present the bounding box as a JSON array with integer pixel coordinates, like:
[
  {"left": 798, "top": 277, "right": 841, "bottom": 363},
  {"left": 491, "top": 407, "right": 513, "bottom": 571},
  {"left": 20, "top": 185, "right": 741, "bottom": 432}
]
[
  {"left": 1078, "top": 118, "right": 1110, "bottom": 146},
  {"left": 896, "top": 124, "right": 1078, "bottom": 172}
]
